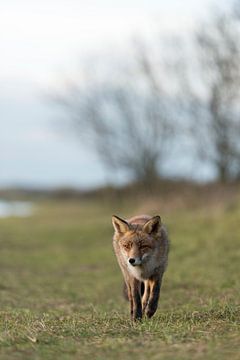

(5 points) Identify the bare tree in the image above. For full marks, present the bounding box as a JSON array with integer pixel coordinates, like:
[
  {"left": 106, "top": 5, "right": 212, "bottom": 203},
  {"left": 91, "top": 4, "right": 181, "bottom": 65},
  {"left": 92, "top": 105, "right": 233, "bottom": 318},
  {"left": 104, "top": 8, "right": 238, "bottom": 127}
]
[
  {"left": 183, "top": 8, "right": 240, "bottom": 181},
  {"left": 52, "top": 43, "right": 177, "bottom": 187}
]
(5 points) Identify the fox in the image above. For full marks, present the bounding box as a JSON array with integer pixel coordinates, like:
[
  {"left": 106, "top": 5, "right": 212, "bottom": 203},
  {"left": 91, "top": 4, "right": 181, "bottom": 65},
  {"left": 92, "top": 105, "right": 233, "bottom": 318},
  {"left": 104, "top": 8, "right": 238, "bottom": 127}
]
[{"left": 112, "top": 214, "right": 169, "bottom": 321}]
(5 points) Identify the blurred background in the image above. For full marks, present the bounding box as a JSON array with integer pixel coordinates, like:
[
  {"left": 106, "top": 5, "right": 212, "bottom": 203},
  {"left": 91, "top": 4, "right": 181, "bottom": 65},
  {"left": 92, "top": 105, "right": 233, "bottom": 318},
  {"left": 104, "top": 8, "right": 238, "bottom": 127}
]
[
  {"left": 1, "top": 0, "right": 240, "bottom": 197},
  {"left": 0, "top": 1, "right": 240, "bottom": 357}
]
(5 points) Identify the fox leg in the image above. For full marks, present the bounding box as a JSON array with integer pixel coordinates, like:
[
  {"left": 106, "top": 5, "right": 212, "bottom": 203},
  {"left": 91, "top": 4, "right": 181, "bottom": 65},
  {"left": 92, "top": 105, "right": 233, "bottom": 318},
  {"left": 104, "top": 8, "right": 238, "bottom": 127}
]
[
  {"left": 125, "top": 281, "right": 134, "bottom": 317},
  {"left": 131, "top": 278, "right": 142, "bottom": 321},
  {"left": 146, "top": 272, "right": 164, "bottom": 318},
  {"left": 142, "top": 280, "right": 150, "bottom": 313},
  {"left": 122, "top": 281, "right": 129, "bottom": 300}
]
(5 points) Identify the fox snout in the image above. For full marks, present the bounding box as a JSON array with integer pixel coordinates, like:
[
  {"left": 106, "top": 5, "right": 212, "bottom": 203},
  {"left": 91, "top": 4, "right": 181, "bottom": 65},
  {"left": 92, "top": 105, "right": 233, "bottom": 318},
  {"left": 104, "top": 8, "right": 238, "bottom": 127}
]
[{"left": 128, "top": 257, "right": 142, "bottom": 266}]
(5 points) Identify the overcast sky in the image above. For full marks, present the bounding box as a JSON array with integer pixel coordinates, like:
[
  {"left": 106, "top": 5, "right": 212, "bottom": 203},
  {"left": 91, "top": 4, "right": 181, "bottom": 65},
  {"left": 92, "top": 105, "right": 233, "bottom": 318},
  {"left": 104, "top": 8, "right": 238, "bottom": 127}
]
[{"left": 0, "top": 0, "right": 227, "bottom": 188}]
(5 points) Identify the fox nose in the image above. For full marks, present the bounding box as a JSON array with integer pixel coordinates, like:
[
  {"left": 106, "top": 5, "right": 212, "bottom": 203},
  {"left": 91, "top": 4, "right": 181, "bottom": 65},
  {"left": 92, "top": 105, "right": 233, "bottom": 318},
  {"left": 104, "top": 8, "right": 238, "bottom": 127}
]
[{"left": 129, "top": 258, "right": 135, "bottom": 265}]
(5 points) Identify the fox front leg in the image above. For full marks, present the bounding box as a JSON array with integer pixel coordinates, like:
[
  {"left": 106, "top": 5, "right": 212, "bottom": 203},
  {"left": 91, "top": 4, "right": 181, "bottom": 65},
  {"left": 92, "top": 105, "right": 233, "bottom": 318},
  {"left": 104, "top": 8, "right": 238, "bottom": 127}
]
[
  {"left": 131, "top": 279, "right": 142, "bottom": 321},
  {"left": 126, "top": 284, "right": 133, "bottom": 319},
  {"left": 142, "top": 281, "right": 150, "bottom": 314},
  {"left": 145, "top": 276, "right": 162, "bottom": 318}
]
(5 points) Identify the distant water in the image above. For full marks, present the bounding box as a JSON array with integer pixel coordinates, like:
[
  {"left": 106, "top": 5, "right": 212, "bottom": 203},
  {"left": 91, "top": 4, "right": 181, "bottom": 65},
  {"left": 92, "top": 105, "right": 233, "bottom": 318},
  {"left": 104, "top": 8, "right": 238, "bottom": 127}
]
[{"left": 0, "top": 200, "right": 34, "bottom": 218}]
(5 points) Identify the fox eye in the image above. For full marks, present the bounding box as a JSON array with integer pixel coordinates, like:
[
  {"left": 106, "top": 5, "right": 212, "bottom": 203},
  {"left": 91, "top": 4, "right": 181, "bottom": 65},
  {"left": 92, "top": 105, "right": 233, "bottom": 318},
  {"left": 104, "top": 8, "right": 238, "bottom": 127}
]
[
  {"left": 141, "top": 245, "right": 151, "bottom": 250},
  {"left": 123, "top": 243, "right": 131, "bottom": 250}
]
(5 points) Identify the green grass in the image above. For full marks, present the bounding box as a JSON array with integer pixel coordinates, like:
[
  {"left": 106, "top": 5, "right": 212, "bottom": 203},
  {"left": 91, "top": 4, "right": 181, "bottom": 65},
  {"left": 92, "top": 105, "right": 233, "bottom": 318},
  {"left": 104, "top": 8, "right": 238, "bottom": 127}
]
[{"left": 0, "top": 196, "right": 239, "bottom": 359}]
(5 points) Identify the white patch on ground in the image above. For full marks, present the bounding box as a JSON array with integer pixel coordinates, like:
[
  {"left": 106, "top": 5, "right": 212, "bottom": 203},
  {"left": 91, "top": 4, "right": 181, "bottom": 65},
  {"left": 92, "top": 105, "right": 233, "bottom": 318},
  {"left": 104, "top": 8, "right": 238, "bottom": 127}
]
[{"left": 0, "top": 200, "right": 34, "bottom": 218}]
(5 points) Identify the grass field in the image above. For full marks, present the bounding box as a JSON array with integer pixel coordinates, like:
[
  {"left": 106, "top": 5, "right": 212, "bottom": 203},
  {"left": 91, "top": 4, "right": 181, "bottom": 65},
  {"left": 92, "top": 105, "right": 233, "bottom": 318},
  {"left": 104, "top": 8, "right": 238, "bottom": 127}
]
[{"left": 0, "top": 191, "right": 239, "bottom": 359}]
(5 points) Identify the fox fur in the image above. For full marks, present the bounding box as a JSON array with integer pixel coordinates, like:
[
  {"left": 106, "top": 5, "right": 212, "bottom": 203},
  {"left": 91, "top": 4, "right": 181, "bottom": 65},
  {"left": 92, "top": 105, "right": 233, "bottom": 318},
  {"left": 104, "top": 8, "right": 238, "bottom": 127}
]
[{"left": 112, "top": 214, "right": 169, "bottom": 321}]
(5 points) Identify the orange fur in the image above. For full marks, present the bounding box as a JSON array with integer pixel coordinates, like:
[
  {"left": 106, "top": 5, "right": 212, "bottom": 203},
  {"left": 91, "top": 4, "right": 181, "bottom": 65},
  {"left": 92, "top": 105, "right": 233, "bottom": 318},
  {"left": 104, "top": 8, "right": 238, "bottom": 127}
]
[{"left": 112, "top": 214, "right": 169, "bottom": 320}]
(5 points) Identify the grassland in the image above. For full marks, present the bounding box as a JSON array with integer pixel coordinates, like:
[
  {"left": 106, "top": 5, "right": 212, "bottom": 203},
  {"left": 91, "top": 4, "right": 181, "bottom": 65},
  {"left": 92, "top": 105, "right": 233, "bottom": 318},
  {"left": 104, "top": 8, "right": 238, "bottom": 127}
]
[{"left": 0, "top": 188, "right": 239, "bottom": 359}]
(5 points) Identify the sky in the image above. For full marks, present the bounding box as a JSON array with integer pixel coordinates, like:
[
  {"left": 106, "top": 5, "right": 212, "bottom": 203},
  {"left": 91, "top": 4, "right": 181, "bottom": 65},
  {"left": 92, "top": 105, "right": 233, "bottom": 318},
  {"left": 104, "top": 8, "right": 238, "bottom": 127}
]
[{"left": 0, "top": 0, "right": 227, "bottom": 188}]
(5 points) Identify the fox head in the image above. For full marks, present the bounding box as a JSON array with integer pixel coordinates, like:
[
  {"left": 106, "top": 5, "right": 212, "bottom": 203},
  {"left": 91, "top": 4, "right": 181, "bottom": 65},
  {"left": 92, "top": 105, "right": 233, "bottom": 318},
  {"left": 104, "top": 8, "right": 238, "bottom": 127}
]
[{"left": 112, "top": 215, "right": 161, "bottom": 267}]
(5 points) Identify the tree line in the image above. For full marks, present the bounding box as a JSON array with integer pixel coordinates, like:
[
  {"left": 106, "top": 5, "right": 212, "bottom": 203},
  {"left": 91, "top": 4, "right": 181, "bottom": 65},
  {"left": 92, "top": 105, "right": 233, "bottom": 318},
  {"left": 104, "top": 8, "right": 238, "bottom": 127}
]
[{"left": 51, "top": 4, "right": 240, "bottom": 187}]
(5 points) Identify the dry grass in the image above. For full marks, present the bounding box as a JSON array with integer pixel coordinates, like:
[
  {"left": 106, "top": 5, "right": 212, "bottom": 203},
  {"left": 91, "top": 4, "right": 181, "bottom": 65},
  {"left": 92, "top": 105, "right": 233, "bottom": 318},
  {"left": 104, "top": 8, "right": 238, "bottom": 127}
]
[{"left": 0, "top": 188, "right": 239, "bottom": 359}]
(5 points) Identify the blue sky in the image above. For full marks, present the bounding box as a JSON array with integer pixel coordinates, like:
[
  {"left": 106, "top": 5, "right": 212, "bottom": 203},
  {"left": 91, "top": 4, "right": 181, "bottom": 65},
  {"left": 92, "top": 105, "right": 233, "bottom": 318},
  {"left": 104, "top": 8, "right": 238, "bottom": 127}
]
[{"left": 0, "top": 0, "right": 227, "bottom": 188}]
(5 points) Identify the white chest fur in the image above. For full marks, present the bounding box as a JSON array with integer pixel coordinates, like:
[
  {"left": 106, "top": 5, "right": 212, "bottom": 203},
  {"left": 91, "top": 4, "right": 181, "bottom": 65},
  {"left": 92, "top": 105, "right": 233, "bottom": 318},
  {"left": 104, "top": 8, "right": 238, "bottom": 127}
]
[{"left": 128, "top": 264, "right": 145, "bottom": 281}]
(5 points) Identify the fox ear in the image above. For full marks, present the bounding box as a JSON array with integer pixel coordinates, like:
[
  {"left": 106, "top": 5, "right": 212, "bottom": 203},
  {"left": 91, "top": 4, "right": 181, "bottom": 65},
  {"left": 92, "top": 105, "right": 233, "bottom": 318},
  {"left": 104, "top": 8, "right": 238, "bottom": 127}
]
[
  {"left": 143, "top": 215, "right": 161, "bottom": 235},
  {"left": 112, "top": 215, "right": 129, "bottom": 234}
]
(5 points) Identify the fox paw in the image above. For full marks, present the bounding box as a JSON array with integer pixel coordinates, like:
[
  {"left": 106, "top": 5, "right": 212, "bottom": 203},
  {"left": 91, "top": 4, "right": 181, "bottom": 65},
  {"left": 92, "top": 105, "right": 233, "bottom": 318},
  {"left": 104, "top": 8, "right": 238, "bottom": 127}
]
[{"left": 146, "top": 307, "right": 156, "bottom": 318}]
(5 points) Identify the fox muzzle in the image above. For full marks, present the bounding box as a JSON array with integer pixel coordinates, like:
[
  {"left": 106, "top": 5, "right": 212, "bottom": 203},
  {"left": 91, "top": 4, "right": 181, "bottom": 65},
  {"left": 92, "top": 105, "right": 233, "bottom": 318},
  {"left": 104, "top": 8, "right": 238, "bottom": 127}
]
[{"left": 128, "top": 257, "right": 142, "bottom": 266}]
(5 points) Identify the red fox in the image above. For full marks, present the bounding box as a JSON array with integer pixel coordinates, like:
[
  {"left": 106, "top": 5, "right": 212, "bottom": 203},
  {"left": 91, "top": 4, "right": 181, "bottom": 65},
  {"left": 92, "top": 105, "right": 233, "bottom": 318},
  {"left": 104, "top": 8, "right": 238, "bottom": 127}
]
[{"left": 112, "top": 214, "right": 169, "bottom": 321}]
